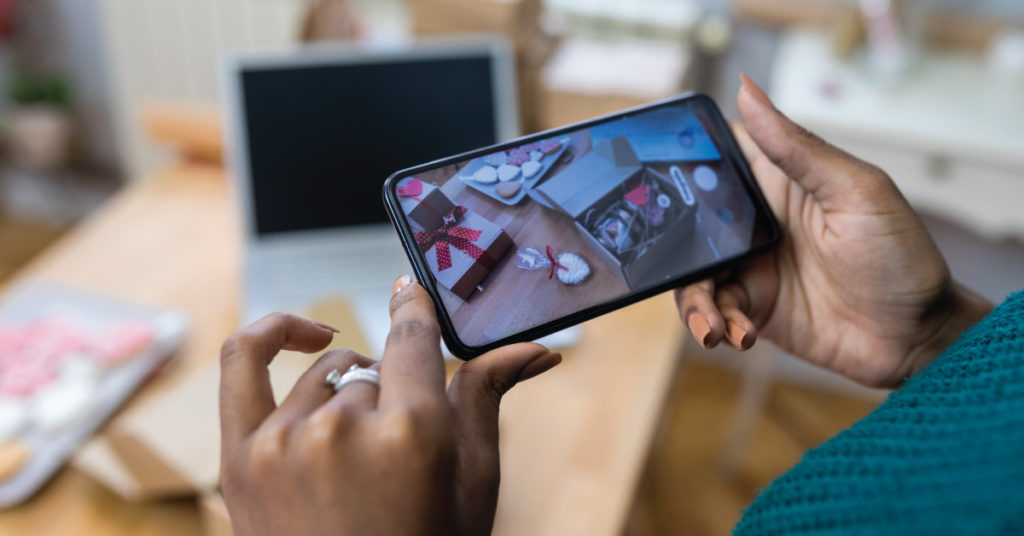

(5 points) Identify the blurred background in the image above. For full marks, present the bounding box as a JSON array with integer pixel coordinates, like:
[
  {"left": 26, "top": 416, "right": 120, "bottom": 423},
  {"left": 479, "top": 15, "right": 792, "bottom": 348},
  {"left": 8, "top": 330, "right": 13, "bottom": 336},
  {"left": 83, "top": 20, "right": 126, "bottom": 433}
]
[{"left": 1, "top": 0, "right": 1023, "bottom": 535}]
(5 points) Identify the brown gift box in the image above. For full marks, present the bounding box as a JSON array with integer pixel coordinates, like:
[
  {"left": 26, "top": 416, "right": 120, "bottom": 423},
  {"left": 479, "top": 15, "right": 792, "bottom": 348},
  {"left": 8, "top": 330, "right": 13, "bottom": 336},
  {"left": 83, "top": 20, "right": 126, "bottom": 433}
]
[
  {"left": 397, "top": 177, "right": 456, "bottom": 231},
  {"left": 421, "top": 208, "right": 513, "bottom": 301}
]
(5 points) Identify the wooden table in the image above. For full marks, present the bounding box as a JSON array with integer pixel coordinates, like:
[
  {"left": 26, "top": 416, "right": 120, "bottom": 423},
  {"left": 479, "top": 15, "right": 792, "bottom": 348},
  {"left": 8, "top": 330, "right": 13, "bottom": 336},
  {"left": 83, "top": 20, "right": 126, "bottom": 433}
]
[{"left": 0, "top": 164, "right": 686, "bottom": 535}]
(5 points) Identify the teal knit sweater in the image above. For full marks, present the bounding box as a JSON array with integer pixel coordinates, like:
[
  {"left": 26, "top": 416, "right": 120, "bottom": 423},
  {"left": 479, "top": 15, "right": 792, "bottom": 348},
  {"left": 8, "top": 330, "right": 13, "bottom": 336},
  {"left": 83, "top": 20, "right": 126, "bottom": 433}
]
[{"left": 735, "top": 290, "right": 1024, "bottom": 535}]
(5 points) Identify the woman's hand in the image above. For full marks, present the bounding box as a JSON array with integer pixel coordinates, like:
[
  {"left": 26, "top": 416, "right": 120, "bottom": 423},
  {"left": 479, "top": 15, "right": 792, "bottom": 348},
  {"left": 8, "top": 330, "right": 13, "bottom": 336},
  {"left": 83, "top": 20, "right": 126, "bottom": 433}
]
[
  {"left": 219, "top": 277, "right": 562, "bottom": 536},
  {"left": 676, "top": 75, "right": 992, "bottom": 388}
]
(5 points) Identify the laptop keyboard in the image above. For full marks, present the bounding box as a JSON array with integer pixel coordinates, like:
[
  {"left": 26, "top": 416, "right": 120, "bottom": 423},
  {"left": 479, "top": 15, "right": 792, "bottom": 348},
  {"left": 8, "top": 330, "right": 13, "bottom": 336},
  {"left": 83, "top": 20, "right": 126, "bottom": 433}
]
[{"left": 252, "top": 241, "right": 412, "bottom": 307}]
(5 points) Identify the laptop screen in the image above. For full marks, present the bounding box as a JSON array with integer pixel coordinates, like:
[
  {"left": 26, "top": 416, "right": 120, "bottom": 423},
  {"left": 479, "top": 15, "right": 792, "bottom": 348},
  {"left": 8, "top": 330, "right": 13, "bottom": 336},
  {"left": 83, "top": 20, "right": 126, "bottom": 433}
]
[{"left": 240, "top": 55, "right": 499, "bottom": 236}]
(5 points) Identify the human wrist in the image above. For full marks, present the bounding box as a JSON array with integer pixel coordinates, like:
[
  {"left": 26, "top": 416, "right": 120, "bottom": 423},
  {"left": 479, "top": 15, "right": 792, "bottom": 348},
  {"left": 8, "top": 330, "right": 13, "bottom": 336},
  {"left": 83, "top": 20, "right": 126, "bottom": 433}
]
[{"left": 903, "top": 282, "right": 993, "bottom": 383}]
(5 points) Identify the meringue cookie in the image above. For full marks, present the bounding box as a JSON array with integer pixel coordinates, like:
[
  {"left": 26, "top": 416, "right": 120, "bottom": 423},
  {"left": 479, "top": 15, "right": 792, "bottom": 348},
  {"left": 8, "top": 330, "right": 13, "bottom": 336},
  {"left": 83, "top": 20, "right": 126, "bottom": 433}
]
[{"left": 497, "top": 164, "right": 521, "bottom": 182}]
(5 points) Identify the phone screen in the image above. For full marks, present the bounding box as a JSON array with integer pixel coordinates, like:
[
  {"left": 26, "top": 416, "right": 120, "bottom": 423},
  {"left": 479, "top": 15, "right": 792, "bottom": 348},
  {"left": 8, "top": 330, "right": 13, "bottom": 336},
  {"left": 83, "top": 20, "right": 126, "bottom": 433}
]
[{"left": 384, "top": 94, "right": 778, "bottom": 357}]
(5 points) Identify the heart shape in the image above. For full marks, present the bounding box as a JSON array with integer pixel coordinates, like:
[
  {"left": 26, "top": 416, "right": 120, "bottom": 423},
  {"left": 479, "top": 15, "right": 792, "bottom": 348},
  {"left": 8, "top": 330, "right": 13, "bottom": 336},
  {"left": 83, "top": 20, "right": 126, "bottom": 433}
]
[
  {"left": 625, "top": 184, "right": 649, "bottom": 206},
  {"left": 397, "top": 178, "right": 423, "bottom": 197}
]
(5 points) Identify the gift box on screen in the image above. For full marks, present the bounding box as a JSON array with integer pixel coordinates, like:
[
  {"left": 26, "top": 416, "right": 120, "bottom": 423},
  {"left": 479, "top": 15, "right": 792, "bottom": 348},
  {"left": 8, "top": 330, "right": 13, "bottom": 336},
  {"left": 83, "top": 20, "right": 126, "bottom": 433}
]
[
  {"left": 532, "top": 136, "right": 698, "bottom": 290},
  {"left": 416, "top": 206, "right": 513, "bottom": 301},
  {"left": 397, "top": 177, "right": 457, "bottom": 231}
]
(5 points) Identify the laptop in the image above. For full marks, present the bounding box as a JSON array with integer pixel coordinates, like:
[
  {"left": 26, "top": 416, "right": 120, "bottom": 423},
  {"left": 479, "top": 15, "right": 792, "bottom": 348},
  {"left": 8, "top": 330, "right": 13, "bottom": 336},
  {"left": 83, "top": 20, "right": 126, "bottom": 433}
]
[{"left": 224, "top": 38, "right": 528, "bottom": 355}]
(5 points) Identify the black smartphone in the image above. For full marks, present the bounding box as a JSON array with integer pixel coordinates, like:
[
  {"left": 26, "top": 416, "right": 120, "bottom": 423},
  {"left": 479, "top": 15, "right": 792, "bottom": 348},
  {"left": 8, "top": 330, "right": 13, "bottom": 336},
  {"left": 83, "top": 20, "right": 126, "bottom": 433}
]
[{"left": 382, "top": 93, "right": 780, "bottom": 359}]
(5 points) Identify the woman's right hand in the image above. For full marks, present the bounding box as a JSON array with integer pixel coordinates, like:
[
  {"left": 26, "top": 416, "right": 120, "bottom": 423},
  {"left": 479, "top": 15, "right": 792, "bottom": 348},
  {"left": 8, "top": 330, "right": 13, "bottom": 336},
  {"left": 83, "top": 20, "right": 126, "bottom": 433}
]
[{"left": 676, "top": 75, "right": 992, "bottom": 389}]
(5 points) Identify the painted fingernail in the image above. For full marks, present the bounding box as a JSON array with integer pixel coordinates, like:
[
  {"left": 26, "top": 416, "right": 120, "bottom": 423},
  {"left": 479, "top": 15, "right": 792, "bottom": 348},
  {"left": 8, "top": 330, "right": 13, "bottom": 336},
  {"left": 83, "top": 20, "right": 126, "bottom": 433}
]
[
  {"left": 313, "top": 321, "right": 340, "bottom": 333},
  {"left": 687, "top": 313, "right": 712, "bottom": 348},
  {"left": 740, "top": 73, "right": 774, "bottom": 109},
  {"left": 726, "top": 320, "right": 755, "bottom": 350},
  {"left": 392, "top": 274, "right": 413, "bottom": 296}
]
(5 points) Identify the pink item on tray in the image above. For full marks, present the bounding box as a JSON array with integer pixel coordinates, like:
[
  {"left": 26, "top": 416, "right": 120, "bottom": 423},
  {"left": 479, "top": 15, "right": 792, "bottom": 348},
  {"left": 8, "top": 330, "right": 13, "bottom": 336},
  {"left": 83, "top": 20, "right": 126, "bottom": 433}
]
[
  {"left": 0, "top": 359, "right": 56, "bottom": 397},
  {"left": 540, "top": 138, "right": 562, "bottom": 155},
  {"left": 95, "top": 321, "right": 156, "bottom": 367},
  {"left": 507, "top": 148, "right": 529, "bottom": 166},
  {"left": 0, "top": 316, "right": 156, "bottom": 397},
  {"left": 520, "top": 141, "right": 541, "bottom": 153}
]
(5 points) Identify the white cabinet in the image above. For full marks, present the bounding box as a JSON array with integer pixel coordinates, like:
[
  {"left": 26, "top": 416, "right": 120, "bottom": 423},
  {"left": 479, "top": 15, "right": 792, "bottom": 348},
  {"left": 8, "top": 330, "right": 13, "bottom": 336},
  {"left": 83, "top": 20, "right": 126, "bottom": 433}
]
[{"left": 770, "top": 30, "right": 1024, "bottom": 240}]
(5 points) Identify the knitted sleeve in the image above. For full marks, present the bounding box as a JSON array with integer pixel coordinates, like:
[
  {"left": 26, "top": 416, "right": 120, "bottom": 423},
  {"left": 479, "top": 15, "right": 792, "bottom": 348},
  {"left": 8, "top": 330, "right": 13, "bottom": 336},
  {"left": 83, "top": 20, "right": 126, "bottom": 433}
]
[{"left": 734, "top": 290, "right": 1024, "bottom": 536}]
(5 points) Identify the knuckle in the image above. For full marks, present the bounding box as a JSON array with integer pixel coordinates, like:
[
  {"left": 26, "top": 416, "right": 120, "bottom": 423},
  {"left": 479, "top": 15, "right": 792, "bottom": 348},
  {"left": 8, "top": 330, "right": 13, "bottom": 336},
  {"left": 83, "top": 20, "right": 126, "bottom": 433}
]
[
  {"left": 485, "top": 372, "right": 514, "bottom": 404},
  {"left": 388, "top": 287, "right": 420, "bottom": 316},
  {"left": 329, "top": 404, "right": 361, "bottom": 430},
  {"left": 387, "top": 319, "right": 440, "bottom": 344},
  {"left": 220, "top": 332, "right": 255, "bottom": 364},
  {"left": 375, "top": 407, "right": 418, "bottom": 448},
  {"left": 221, "top": 312, "right": 297, "bottom": 364},
  {"left": 304, "top": 408, "right": 343, "bottom": 442},
  {"left": 774, "top": 144, "right": 803, "bottom": 175},
  {"left": 375, "top": 402, "right": 449, "bottom": 453},
  {"left": 294, "top": 416, "right": 339, "bottom": 469},
  {"left": 456, "top": 364, "right": 503, "bottom": 408},
  {"left": 263, "top": 311, "right": 293, "bottom": 325},
  {"left": 248, "top": 423, "right": 291, "bottom": 467}
]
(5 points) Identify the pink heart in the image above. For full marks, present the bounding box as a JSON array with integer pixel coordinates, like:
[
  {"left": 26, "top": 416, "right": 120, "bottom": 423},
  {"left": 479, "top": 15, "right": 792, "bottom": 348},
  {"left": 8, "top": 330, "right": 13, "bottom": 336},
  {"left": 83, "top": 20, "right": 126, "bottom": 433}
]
[{"left": 397, "top": 178, "right": 423, "bottom": 197}]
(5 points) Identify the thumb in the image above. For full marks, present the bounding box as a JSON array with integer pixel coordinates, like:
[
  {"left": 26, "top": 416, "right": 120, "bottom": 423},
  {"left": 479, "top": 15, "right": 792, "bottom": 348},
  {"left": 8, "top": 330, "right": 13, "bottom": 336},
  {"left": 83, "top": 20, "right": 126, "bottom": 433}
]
[
  {"left": 448, "top": 343, "right": 561, "bottom": 453},
  {"left": 737, "top": 73, "right": 890, "bottom": 210},
  {"left": 446, "top": 343, "right": 561, "bottom": 532}
]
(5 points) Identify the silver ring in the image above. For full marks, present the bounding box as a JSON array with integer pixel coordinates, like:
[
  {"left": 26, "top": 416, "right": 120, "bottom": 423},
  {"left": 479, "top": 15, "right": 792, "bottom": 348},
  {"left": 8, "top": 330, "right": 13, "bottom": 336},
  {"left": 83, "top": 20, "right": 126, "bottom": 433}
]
[{"left": 325, "top": 364, "right": 380, "bottom": 392}]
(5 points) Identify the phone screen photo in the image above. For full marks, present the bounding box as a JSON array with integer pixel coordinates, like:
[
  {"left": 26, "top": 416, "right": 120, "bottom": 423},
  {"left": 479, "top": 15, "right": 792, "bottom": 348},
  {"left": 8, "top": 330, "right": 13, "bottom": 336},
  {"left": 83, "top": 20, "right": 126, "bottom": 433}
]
[{"left": 383, "top": 94, "right": 779, "bottom": 358}]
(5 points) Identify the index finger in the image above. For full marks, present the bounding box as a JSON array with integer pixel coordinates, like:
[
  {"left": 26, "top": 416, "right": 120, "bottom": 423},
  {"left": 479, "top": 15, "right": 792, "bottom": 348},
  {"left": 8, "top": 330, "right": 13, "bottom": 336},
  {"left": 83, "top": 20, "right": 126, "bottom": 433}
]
[
  {"left": 378, "top": 280, "right": 447, "bottom": 409},
  {"left": 219, "top": 312, "right": 336, "bottom": 452}
]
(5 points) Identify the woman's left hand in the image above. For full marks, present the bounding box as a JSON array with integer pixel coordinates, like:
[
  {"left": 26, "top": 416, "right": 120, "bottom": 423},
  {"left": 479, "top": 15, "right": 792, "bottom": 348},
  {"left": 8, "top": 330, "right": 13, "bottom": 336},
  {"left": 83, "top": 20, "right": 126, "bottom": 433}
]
[{"left": 219, "top": 276, "right": 562, "bottom": 536}]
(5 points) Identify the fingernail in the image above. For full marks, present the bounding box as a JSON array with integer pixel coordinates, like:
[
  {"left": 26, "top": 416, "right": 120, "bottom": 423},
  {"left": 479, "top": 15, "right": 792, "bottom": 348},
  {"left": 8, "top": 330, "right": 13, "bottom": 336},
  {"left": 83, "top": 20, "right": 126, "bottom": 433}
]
[
  {"left": 313, "top": 321, "right": 340, "bottom": 333},
  {"left": 687, "top": 313, "right": 711, "bottom": 348},
  {"left": 740, "top": 73, "right": 774, "bottom": 109},
  {"left": 517, "top": 352, "right": 562, "bottom": 382},
  {"left": 392, "top": 274, "right": 413, "bottom": 296},
  {"left": 726, "top": 320, "right": 755, "bottom": 350}
]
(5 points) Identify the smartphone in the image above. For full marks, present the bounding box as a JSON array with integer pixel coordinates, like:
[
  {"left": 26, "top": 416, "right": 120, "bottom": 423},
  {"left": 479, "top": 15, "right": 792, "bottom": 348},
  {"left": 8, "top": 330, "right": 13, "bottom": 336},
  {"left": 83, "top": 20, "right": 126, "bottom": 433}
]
[{"left": 382, "top": 93, "right": 780, "bottom": 359}]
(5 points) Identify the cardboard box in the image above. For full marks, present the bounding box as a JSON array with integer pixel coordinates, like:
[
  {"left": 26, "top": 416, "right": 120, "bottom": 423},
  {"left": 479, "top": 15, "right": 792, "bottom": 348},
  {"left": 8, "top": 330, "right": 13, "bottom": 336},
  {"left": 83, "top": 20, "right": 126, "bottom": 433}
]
[
  {"left": 397, "top": 177, "right": 457, "bottom": 231},
  {"left": 419, "top": 207, "right": 513, "bottom": 301},
  {"left": 533, "top": 137, "right": 698, "bottom": 289}
]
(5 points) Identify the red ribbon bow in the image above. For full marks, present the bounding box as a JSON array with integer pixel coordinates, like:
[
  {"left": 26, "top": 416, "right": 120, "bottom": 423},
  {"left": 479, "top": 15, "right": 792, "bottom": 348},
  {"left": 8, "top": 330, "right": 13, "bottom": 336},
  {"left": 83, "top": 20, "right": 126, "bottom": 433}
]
[
  {"left": 415, "top": 206, "right": 486, "bottom": 271},
  {"left": 545, "top": 245, "right": 568, "bottom": 279}
]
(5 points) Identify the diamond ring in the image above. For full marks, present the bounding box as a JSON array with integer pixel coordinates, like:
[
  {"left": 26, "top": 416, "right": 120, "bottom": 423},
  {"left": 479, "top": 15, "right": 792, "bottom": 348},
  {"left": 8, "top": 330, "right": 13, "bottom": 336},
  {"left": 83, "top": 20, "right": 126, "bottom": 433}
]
[{"left": 325, "top": 364, "right": 380, "bottom": 392}]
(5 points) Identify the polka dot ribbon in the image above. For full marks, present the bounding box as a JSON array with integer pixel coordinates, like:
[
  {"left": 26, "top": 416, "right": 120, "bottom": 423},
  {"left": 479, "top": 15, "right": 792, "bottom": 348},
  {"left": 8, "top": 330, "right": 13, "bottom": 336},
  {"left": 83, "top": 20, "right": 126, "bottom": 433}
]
[{"left": 415, "top": 206, "right": 486, "bottom": 272}]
